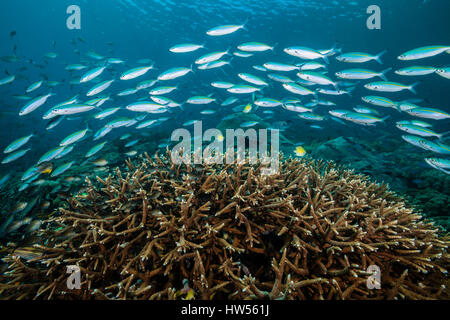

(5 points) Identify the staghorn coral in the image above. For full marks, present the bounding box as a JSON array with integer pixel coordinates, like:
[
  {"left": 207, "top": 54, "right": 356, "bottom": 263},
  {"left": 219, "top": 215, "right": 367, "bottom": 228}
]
[{"left": 0, "top": 151, "right": 449, "bottom": 300}]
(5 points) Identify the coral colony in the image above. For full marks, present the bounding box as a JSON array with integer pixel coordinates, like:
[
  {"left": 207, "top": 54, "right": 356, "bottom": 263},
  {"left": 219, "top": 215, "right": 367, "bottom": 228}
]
[{"left": 0, "top": 150, "right": 448, "bottom": 299}]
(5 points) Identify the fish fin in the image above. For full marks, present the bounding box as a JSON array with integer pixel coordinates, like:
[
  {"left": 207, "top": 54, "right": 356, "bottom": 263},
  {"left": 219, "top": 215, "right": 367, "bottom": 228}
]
[
  {"left": 313, "top": 90, "right": 319, "bottom": 100},
  {"left": 322, "top": 55, "right": 329, "bottom": 64},
  {"left": 439, "top": 131, "right": 450, "bottom": 141},
  {"left": 332, "top": 81, "right": 340, "bottom": 90},
  {"left": 409, "top": 82, "right": 420, "bottom": 95},
  {"left": 375, "top": 50, "right": 387, "bottom": 64},
  {"left": 379, "top": 67, "right": 392, "bottom": 81},
  {"left": 271, "top": 42, "right": 278, "bottom": 51},
  {"left": 242, "top": 18, "right": 249, "bottom": 30},
  {"left": 381, "top": 115, "right": 391, "bottom": 122}
]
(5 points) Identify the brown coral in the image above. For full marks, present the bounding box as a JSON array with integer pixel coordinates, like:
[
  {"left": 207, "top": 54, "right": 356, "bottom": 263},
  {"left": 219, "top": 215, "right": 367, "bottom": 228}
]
[{"left": 0, "top": 151, "right": 448, "bottom": 300}]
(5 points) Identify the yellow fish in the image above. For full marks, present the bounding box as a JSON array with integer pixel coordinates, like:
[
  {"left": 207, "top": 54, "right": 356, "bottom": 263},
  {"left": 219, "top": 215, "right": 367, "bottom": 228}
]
[
  {"left": 294, "top": 146, "right": 306, "bottom": 157},
  {"left": 243, "top": 103, "right": 252, "bottom": 113}
]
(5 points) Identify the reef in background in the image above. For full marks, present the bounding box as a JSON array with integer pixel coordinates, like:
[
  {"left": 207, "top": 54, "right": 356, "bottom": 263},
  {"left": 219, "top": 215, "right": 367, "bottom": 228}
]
[{"left": 0, "top": 151, "right": 448, "bottom": 300}]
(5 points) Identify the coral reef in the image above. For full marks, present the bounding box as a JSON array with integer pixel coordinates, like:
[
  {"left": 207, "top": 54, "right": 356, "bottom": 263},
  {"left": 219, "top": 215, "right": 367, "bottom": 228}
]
[
  {"left": 311, "top": 136, "right": 450, "bottom": 231},
  {"left": 0, "top": 151, "right": 448, "bottom": 300}
]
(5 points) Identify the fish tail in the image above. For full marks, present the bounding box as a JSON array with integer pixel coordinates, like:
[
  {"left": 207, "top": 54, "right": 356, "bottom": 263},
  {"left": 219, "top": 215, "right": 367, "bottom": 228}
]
[
  {"left": 375, "top": 50, "right": 387, "bottom": 64},
  {"left": 409, "top": 81, "right": 420, "bottom": 95},
  {"left": 242, "top": 18, "right": 249, "bottom": 30},
  {"left": 379, "top": 67, "right": 392, "bottom": 81},
  {"left": 322, "top": 55, "right": 329, "bottom": 64},
  {"left": 439, "top": 131, "right": 450, "bottom": 141},
  {"left": 332, "top": 81, "right": 340, "bottom": 90},
  {"left": 313, "top": 90, "right": 319, "bottom": 100}
]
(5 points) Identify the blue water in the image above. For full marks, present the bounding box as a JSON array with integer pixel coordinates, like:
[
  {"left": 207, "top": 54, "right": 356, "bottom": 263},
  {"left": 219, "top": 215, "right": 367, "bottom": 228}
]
[{"left": 0, "top": 0, "right": 449, "bottom": 235}]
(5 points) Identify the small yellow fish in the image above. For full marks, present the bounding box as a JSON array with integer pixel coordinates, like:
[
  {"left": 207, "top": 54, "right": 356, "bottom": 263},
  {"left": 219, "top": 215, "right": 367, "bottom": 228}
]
[
  {"left": 294, "top": 146, "right": 306, "bottom": 157},
  {"left": 243, "top": 103, "right": 252, "bottom": 113},
  {"left": 183, "top": 289, "right": 195, "bottom": 300},
  {"left": 37, "top": 162, "right": 53, "bottom": 174}
]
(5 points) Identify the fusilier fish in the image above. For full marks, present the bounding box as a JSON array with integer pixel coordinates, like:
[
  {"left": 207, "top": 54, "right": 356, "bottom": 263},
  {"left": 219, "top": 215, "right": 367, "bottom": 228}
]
[
  {"left": 80, "top": 66, "right": 106, "bottom": 83},
  {"left": 297, "top": 71, "right": 338, "bottom": 88},
  {"left": 395, "top": 66, "right": 437, "bottom": 76},
  {"left": 336, "top": 50, "right": 386, "bottom": 64},
  {"left": 86, "top": 79, "right": 114, "bottom": 96},
  {"left": 0, "top": 75, "right": 15, "bottom": 85},
  {"left": 237, "top": 42, "right": 273, "bottom": 52},
  {"left": 335, "top": 68, "right": 391, "bottom": 80},
  {"left": 1, "top": 148, "right": 30, "bottom": 164},
  {"left": 26, "top": 80, "right": 44, "bottom": 93},
  {"left": 425, "top": 158, "right": 450, "bottom": 174},
  {"left": 120, "top": 65, "right": 154, "bottom": 80},
  {"left": 126, "top": 102, "right": 167, "bottom": 113},
  {"left": 282, "top": 83, "right": 316, "bottom": 96},
  {"left": 51, "top": 161, "right": 75, "bottom": 177},
  {"left": 396, "top": 124, "right": 446, "bottom": 139},
  {"left": 169, "top": 43, "right": 204, "bottom": 53},
  {"left": 227, "top": 84, "right": 261, "bottom": 94},
  {"left": 50, "top": 104, "right": 96, "bottom": 117},
  {"left": 37, "top": 146, "right": 66, "bottom": 164},
  {"left": 19, "top": 93, "right": 54, "bottom": 116},
  {"left": 284, "top": 46, "right": 330, "bottom": 63},
  {"left": 362, "top": 96, "right": 398, "bottom": 109},
  {"left": 238, "top": 73, "right": 268, "bottom": 86},
  {"left": 398, "top": 46, "right": 450, "bottom": 60},
  {"left": 195, "top": 50, "right": 229, "bottom": 64},
  {"left": 94, "top": 107, "right": 120, "bottom": 119},
  {"left": 86, "top": 142, "right": 107, "bottom": 158},
  {"left": 254, "top": 98, "right": 283, "bottom": 107},
  {"left": 60, "top": 128, "right": 89, "bottom": 146},
  {"left": 4, "top": 134, "right": 34, "bottom": 154},
  {"left": 105, "top": 117, "right": 136, "bottom": 128},
  {"left": 364, "top": 81, "right": 419, "bottom": 94},
  {"left": 268, "top": 74, "right": 293, "bottom": 83},
  {"left": 263, "top": 62, "right": 299, "bottom": 72},
  {"left": 136, "top": 119, "right": 158, "bottom": 129},
  {"left": 405, "top": 107, "right": 450, "bottom": 120},
  {"left": 186, "top": 96, "right": 216, "bottom": 104},
  {"left": 157, "top": 67, "right": 192, "bottom": 80},
  {"left": 150, "top": 86, "right": 177, "bottom": 95},
  {"left": 197, "top": 60, "right": 231, "bottom": 69},
  {"left": 206, "top": 23, "right": 246, "bottom": 36},
  {"left": 211, "top": 81, "right": 234, "bottom": 89}
]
